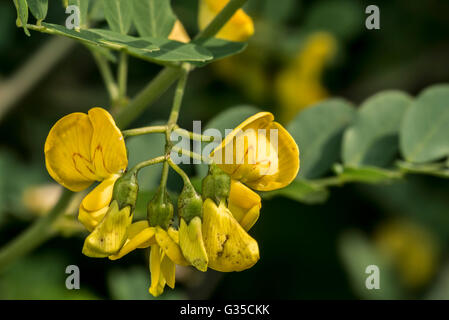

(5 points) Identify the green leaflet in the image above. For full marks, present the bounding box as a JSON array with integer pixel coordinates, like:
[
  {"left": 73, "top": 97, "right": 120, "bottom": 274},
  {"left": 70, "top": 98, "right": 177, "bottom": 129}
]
[
  {"left": 27, "top": 0, "right": 48, "bottom": 23},
  {"left": 13, "top": 0, "right": 30, "bottom": 36},
  {"left": 400, "top": 84, "right": 449, "bottom": 163},
  {"left": 103, "top": 0, "right": 132, "bottom": 34},
  {"left": 132, "top": 0, "right": 177, "bottom": 38},
  {"left": 342, "top": 91, "right": 412, "bottom": 167},
  {"left": 288, "top": 99, "right": 355, "bottom": 179}
]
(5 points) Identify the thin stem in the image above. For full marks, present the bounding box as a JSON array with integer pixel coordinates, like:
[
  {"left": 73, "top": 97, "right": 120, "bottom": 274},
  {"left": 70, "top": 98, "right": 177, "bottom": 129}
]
[
  {"left": 195, "top": 0, "right": 249, "bottom": 42},
  {"left": 131, "top": 156, "right": 166, "bottom": 172},
  {"left": 116, "top": 67, "right": 181, "bottom": 129},
  {"left": 167, "top": 66, "right": 190, "bottom": 129},
  {"left": 160, "top": 161, "right": 170, "bottom": 189},
  {"left": 0, "top": 189, "right": 73, "bottom": 273},
  {"left": 167, "top": 157, "right": 191, "bottom": 184},
  {"left": 118, "top": 51, "right": 128, "bottom": 100},
  {"left": 90, "top": 48, "right": 119, "bottom": 102},
  {"left": 172, "top": 146, "right": 210, "bottom": 164},
  {"left": 174, "top": 126, "right": 216, "bottom": 142},
  {"left": 122, "top": 125, "right": 167, "bottom": 138}
]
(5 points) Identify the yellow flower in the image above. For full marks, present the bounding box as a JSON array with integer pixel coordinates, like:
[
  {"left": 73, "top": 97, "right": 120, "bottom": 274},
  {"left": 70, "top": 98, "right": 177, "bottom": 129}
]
[
  {"left": 82, "top": 200, "right": 133, "bottom": 257},
  {"left": 198, "top": 0, "right": 254, "bottom": 42},
  {"left": 202, "top": 198, "right": 259, "bottom": 272},
  {"left": 228, "top": 179, "right": 261, "bottom": 231},
  {"left": 168, "top": 20, "right": 191, "bottom": 43},
  {"left": 44, "top": 107, "right": 128, "bottom": 230},
  {"left": 179, "top": 216, "right": 208, "bottom": 272},
  {"left": 109, "top": 221, "right": 189, "bottom": 297},
  {"left": 211, "top": 112, "right": 299, "bottom": 191},
  {"left": 374, "top": 220, "right": 439, "bottom": 289},
  {"left": 275, "top": 32, "right": 337, "bottom": 122}
]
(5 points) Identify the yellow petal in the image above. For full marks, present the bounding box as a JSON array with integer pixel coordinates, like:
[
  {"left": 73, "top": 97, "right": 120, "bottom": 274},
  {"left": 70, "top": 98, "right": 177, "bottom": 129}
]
[
  {"left": 149, "top": 244, "right": 166, "bottom": 297},
  {"left": 228, "top": 179, "right": 261, "bottom": 223},
  {"left": 161, "top": 255, "right": 176, "bottom": 289},
  {"left": 44, "top": 108, "right": 128, "bottom": 191},
  {"left": 212, "top": 112, "right": 299, "bottom": 191},
  {"left": 202, "top": 199, "right": 259, "bottom": 272},
  {"left": 82, "top": 201, "right": 133, "bottom": 258},
  {"left": 44, "top": 112, "right": 96, "bottom": 192},
  {"left": 168, "top": 20, "right": 190, "bottom": 43},
  {"left": 198, "top": 0, "right": 254, "bottom": 42},
  {"left": 155, "top": 227, "right": 189, "bottom": 266},
  {"left": 78, "top": 205, "right": 109, "bottom": 233},
  {"left": 88, "top": 108, "right": 127, "bottom": 178},
  {"left": 239, "top": 205, "right": 260, "bottom": 231},
  {"left": 78, "top": 176, "right": 118, "bottom": 231},
  {"left": 179, "top": 217, "right": 208, "bottom": 271},
  {"left": 109, "top": 225, "right": 156, "bottom": 260}
]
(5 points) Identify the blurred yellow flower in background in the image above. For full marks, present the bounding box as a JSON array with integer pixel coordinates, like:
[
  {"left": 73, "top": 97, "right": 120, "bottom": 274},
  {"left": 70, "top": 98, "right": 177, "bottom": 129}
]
[
  {"left": 275, "top": 32, "right": 337, "bottom": 123},
  {"left": 374, "top": 220, "right": 439, "bottom": 289},
  {"left": 198, "top": 0, "right": 254, "bottom": 42},
  {"left": 44, "top": 107, "right": 128, "bottom": 231},
  {"left": 168, "top": 20, "right": 191, "bottom": 43}
]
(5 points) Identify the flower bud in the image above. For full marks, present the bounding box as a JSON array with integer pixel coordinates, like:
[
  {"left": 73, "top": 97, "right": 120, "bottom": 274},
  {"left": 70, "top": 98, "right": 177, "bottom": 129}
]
[
  {"left": 201, "top": 163, "right": 231, "bottom": 204},
  {"left": 147, "top": 187, "right": 174, "bottom": 230},
  {"left": 112, "top": 170, "right": 139, "bottom": 211},
  {"left": 178, "top": 184, "right": 203, "bottom": 223}
]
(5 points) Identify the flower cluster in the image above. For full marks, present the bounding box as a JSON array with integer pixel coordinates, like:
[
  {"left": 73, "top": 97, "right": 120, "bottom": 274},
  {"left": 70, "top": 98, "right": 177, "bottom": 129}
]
[{"left": 44, "top": 107, "right": 299, "bottom": 296}]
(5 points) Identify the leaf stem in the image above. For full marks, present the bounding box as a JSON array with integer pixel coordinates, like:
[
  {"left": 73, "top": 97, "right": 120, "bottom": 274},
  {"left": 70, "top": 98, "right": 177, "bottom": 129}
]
[{"left": 90, "top": 48, "right": 119, "bottom": 102}]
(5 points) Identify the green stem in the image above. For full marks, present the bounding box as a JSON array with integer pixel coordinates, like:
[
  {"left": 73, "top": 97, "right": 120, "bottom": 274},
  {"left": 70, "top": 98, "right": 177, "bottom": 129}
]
[
  {"left": 118, "top": 51, "right": 128, "bottom": 100},
  {"left": 174, "top": 126, "right": 215, "bottom": 142},
  {"left": 0, "top": 189, "right": 73, "bottom": 273},
  {"left": 172, "top": 146, "right": 210, "bottom": 164},
  {"left": 90, "top": 48, "right": 119, "bottom": 102},
  {"left": 122, "top": 125, "right": 167, "bottom": 138},
  {"left": 131, "top": 156, "right": 166, "bottom": 172},
  {"left": 167, "top": 157, "right": 191, "bottom": 184},
  {"left": 195, "top": 0, "right": 249, "bottom": 43},
  {"left": 167, "top": 65, "right": 190, "bottom": 129},
  {"left": 115, "top": 67, "right": 182, "bottom": 129}
]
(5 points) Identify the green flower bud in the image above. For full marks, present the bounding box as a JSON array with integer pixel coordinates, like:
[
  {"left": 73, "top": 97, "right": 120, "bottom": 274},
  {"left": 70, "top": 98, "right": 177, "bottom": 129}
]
[
  {"left": 202, "top": 163, "right": 231, "bottom": 204},
  {"left": 147, "top": 187, "right": 173, "bottom": 230},
  {"left": 112, "top": 170, "right": 139, "bottom": 211},
  {"left": 178, "top": 184, "right": 203, "bottom": 224}
]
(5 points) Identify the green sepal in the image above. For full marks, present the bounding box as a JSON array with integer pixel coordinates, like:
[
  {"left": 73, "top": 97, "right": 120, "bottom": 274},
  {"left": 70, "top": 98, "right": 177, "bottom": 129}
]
[
  {"left": 178, "top": 183, "right": 203, "bottom": 224},
  {"left": 112, "top": 170, "right": 139, "bottom": 211},
  {"left": 147, "top": 187, "right": 173, "bottom": 230},
  {"left": 201, "top": 163, "right": 231, "bottom": 204}
]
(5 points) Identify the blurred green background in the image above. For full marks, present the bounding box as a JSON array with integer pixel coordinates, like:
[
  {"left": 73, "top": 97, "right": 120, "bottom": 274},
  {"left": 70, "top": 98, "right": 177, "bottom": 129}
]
[{"left": 1, "top": 0, "right": 449, "bottom": 299}]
